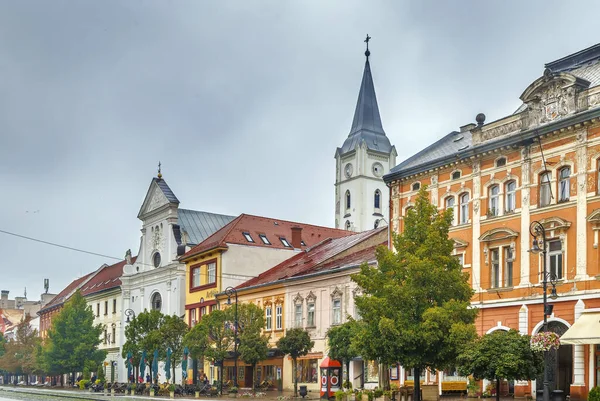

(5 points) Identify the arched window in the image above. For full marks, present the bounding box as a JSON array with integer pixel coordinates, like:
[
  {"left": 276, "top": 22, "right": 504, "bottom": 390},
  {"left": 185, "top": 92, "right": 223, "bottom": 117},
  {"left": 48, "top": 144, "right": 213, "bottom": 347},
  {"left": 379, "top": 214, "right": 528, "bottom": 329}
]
[
  {"left": 151, "top": 293, "right": 162, "bottom": 312},
  {"left": 345, "top": 220, "right": 352, "bottom": 231},
  {"left": 539, "top": 172, "right": 551, "bottom": 207},
  {"left": 558, "top": 167, "right": 570, "bottom": 202},
  {"left": 345, "top": 190, "right": 351, "bottom": 210},
  {"left": 489, "top": 185, "right": 499, "bottom": 216},
  {"left": 412, "top": 182, "right": 421, "bottom": 191},
  {"left": 374, "top": 190, "right": 381, "bottom": 209},
  {"left": 496, "top": 157, "right": 507, "bottom": 167},
  {"left": 505, "top": 181, "right": 516, "bottom": 213},
  {"left": 459, "top": 193, "right": 469, "bottom": 224},
  {"left": 445, "top": 196, "right": 455, "bottom": 225},
  {"left": 451, "top": 171, "right": 461, "bottom": 180}
]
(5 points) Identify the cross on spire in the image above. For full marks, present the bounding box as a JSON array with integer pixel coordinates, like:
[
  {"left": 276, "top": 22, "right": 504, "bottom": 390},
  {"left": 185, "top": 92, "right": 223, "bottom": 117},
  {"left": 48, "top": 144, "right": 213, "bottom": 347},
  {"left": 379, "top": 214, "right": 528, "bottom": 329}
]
[
  {"left": 364, "top": 34, "right": 371, "bottom": 60},
  {"left": 157, "top": 161, "right": 162, "bottom": 179}
]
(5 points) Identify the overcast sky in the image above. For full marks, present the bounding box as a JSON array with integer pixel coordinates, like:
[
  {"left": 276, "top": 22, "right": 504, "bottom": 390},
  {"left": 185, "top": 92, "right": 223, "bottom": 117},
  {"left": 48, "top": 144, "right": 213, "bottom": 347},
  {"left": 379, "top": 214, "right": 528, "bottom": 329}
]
[{"left": 1, "top": 0, "right": 599, "bottom": 300}]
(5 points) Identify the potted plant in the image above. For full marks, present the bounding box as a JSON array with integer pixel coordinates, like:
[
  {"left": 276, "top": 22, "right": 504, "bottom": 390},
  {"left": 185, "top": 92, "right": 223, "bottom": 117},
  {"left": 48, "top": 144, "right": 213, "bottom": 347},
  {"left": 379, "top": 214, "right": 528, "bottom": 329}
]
[
  {"left": 367, "top": 390, "right": 375, "bottom": 401},
  {"left": 374, "top": 389, "right": 384, "bottom": 401},
  {"left": 356, "top": 390, "right": 363, "bottom": 401},
  {"left": 335, "top": 389, "right": 347, "bottom": 401},
  {"left": 168, "top": 383, "right": 176, "bottom": 398},
  {"left": 230, "top": 386, "right": 239, "bottom": 397},
  {"left": 588, "top": 386, "right": 600, "bottom": 401},
  {"left": 467, "top": 378, "right": 480, "bottom": 398},
  {"left": 530, "top": 332, "right": 560, "bottom": 352}
]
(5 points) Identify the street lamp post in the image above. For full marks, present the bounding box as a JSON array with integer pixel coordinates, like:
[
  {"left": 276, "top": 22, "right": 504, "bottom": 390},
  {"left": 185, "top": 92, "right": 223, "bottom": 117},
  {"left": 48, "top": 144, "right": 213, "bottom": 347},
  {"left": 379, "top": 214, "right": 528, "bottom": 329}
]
[
  {"left": 124, "top": 308, "right": 136, "bottom": 323},
  {"left": 224, "top": 287, "right": 239, "bottom": 388},
  {"left": 529, "top": 221, "right": 559, "bottom": 401}
]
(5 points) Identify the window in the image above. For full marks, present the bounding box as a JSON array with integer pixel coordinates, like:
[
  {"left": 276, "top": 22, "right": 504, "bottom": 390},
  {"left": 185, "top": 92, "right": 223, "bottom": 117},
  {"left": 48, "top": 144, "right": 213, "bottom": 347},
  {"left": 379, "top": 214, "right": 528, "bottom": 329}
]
[
  {"left": 489, "top": 185, "right": 499, "bottom": 216},
  {"left": 295, "top": 304, "right": 303, "bottom": 328},
  {"left": 332, "top": 299, "right": 341, "bottom": 325},
  {"left": 597, "top": 161, "right": 600, "bottom": 195},
  {"left": 275, "top": 305, "right": 282, "bottom": 330},
  {"left": 207, "top": 262, "right": 216, "bottom": 284},
  {"left": 345, "top": 221, "right": 351, "bottom": 231},
  {"left": 540, "top": 172, "right": 552, "bottom": 207},
  {"left": 242, "top": 232, "right": 254, "bottom": 242},
  {"left": 490, "top": 249, "right": 500, "bottom": 289},
  {"left": 548, "top": 240, "right": 563, "bottom": 280},
  {"left": 445, "top": 196, "right": 455, "bottom": 225},
  {"left": 374, "top": 190, "right": 381, "bottom": 209},
  {"left": 496, "top": 157, "right": 507, "bottom": 167},
  {"left": 151, "top": 292, "right": 162, "bottom": 312},
  {"left": 104, "top": 329, "right": 108, "bottom": 345},
  {"left": 504, "top": 247, "right": 514, "bottom": 287},
  {"left": 307, "top": 302, "right": 315, "bottom": 327},
  {"left": 297, "top": 359, "right": 318, "bottom": 383},
  {"left": 190, "top": 308, "right": 197, "bottom": 326},
  {"left": 455, "top": 254, "right": 464, "bottom": 267},
  {"left": 259, "top": 234, "right": 271, "bottom": 245},
  {"left": 280, "top": 238, "right": 291, "bottom": 247},
  {"left": 452, "top": 171, "right": 461, "bottom": 180},
  {"left": 113, "top": 299, "right": 117, "bottom": 314},
  {"left": 345, "top": 190, "right": 351, "bottom": 209},
  {"left": 459, "top": 193, "right": 469, "bottom": 224},
  {"left": 558, "top": 167, "right": 570, "bottom": 202},
  {"left": 96, "top": 303, "right": 100, "bottom": 317},
  {"left": 301, "top": 241, "right": 306, "bottom": 246},
  {"left": 192, "top": 266, "right": 201, "bottom": 287},
  {"left": 265, "top": 306, "right": 272, "bottom": 330},
  {"left": 112, "top": 326, "right": 116, "bottom": 344},
  {"left": 153, "top": 252, "right": 161, "bottom": 268},
  {"left": 104, "top": 300, "right": 108, "bottom": 315},
  {"left": 412, "top": 182, "right": 421, "bottom": 191},
  {"left": 505, "top": 181, "right": 516, "bottom": 213}
]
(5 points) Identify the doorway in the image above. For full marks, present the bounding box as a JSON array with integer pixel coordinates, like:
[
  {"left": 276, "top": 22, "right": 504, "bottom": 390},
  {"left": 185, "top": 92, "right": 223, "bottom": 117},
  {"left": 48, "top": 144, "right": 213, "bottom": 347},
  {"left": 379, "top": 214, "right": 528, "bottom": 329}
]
[{"left": 535, "top": 321, "right": 572, "bottom": 394}]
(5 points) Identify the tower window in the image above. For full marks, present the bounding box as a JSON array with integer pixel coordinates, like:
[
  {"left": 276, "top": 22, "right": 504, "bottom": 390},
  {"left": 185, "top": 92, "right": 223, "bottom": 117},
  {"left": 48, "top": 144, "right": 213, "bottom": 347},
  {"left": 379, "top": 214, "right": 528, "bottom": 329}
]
[
  {"left": 412, "top": 182, "right": 421, "bottom": 191},
  {"left": 151, "top": 292, "right": 162, "bottom": 312},
  {"left": 345, "top": 190, "right": 351, "bottom": 210},
  {"left": 345, "top": 220, "right": 351, "bottom": 231},
  {"left": 374, "top": 190, "right": 381, "bottom": 209},
  {"left": 496, "top": 157, "right": 507, "bottom": 167},
  {"left": 451, "top": 171, "right": 461, "bottom": 180}
]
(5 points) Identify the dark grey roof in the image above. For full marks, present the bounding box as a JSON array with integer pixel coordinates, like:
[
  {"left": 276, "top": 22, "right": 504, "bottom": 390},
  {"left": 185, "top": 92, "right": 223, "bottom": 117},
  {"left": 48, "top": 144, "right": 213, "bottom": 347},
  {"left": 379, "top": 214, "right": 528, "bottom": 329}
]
[
  {"left": 389, "top": 130, "right": 472, "bottom": 175},
  {"left": 338, "top": 60, "right": 393, "bottom": 155},
  {"left": 154, "top": 178, "right": 180, "bottom": 204},
  {"left": 177, "top": 209, "right": 236, "bottom": 245}
]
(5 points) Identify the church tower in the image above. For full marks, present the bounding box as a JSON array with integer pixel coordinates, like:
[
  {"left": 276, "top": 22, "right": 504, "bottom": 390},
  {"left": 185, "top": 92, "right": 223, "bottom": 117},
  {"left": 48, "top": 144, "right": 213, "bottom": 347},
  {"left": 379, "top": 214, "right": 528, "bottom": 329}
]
[{"left": 335, "top": 36, "right": 397, "bottom": 232}]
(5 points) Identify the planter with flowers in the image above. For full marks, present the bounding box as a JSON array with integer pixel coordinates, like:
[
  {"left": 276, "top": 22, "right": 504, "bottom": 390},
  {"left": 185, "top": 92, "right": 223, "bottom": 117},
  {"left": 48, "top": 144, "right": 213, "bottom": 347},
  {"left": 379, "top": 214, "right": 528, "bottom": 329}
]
[{"left": 530, "top": 332, "right": 560, "bottom": 352}]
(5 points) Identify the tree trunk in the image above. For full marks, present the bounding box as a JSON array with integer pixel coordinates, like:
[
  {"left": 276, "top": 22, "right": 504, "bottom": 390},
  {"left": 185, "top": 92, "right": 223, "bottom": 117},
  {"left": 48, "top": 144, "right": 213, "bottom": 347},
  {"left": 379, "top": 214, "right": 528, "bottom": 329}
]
[
  {"left": 173, "top": 365, "right": 176, "bottom": 385},
  {"left": 346, "top": 360, "right": 350, "bottom": 388},
  {"left": 219, "top": 365, "right": 224, "bottom": 395},
  {"left": 193, "top": 358, "right": 198, "bottom": 385},
  {"left": 495, "top": 378, "right": 500, "bottom": 401},
  {"left": 293, "top": 357, "right": 298, "bottom": 397},
  {"left": 414, "top": 369, "right": 421, "bottom": 401},
  {"left": 252, "top": 363, "right": 256, "bottom": 392}
]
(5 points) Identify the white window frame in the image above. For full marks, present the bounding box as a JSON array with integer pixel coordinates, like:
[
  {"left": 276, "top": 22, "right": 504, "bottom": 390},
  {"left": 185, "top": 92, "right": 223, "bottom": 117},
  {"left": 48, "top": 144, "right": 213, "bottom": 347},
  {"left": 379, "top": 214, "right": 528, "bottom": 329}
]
[
  {"left": 259, "top": 234, "right": 271, "bottom": 245},
  {"left": 192, "top": 267, "right": 201, "bottom": 287},
  {"left": 294, "top": 303, "right": 303, "bottom": 328},
  {"left": 548, "top": 239, "right": 564, "bottom": 280},
  {"left": 504, "top": 247, "right": 514, "bottom": 287},
  {"left": 275, "top": 304, "right": 283, "bottom": 330},
  {"left": 490, "top": 248, "right": 500, "bottom": 289},
  {"left": 505, "top": 181, "right": 516, "bottom": 213},
  {"left": 345, "top": 190, "right": 351, "bottom": 210},
  {"left": 306, "top": 301, "right": 315, "bottom": 327},
  {"left": 207, "top": 262, "right": 216, "bottom": 284},
  {"left": 489, "top": 185, "right": 500, "bottom": 217},
  {"left": 540, "top": 172, "right": 552, "bottom": 207},
  {"left": 190, "top": 308, "right": 197, "bottom": 326},
  {"left": 265, "top": 306, "right": 272, "bottom": 330},
  {"left": 332, "top": 298, "right": 342, "bottom": 325},
  {"left": 374, "top": 190, "right": 381, "bottom": 210},
  {"left": 445, "top": 196, "right": 456, "bottom": 225},
  {"left": 558, "top": 167, "right": 570, "bottom": 202},
  {"left": 243, "top": 232, "right": 254, "bottom": 242},
  {"left": 459, "top": 193, "right": 469, "bottom": 224}
]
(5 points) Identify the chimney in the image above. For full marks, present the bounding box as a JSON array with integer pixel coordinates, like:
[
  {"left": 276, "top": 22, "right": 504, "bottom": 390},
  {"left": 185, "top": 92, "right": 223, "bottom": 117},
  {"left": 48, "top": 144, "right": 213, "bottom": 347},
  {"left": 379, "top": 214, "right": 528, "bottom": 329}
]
[
  {"left": 291, "top": 226, "right": 303, "bottom": 249},
  {"left": 1, "top": 290, "right": 8, "bottom": 300}
]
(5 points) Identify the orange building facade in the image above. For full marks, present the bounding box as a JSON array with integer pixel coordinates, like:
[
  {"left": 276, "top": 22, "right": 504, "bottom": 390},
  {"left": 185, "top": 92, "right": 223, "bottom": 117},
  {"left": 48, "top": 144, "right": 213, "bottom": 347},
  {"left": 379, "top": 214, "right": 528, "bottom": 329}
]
[{"left": 384, "top": 44, "right": 600, "bottom": 399}]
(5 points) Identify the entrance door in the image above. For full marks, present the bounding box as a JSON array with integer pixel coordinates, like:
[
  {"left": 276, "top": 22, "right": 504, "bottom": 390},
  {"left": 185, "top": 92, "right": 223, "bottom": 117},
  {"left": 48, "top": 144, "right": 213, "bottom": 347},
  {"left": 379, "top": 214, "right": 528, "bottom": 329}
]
[
  {"left": 245, "top": 366, "right": 253, "bottom": 388},
  {"left": 535, "top": 321, "right": 572, "bottom": 394}
]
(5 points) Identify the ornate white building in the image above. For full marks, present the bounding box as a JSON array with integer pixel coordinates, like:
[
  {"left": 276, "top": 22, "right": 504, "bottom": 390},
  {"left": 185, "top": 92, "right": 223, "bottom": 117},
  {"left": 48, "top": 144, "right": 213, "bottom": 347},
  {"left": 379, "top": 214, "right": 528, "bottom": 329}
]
[
  {"left": 119, "top": 172, "right": 234, "bottom": 382},
  {"left": 335, "top": 44, "right": 397, "bottom": 232}
]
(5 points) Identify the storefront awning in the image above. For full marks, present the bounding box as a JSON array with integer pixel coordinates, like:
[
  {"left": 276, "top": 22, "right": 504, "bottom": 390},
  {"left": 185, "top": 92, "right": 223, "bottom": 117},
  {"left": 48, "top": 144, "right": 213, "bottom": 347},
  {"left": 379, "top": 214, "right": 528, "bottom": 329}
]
[{"left": 560, "top": 311, "right": 600, "bottom": 345}]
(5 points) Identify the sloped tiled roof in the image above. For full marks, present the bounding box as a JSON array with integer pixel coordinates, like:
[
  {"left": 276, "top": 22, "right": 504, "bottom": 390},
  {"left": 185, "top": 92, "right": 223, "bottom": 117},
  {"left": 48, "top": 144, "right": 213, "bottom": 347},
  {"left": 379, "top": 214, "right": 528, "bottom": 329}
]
[
  {"left": 178, "top": 209, "right": 236, "bottom": 245},
  {"left": 154, "top": 178, "right": 180, "bottom": 204},
  {"left": 181, "top": 214, "right": 353, "bottom": 260},
  {"left": 38, "top": 272, "right": 94, "bottom": 314},
  {"left": 79, "top": 257, "right": 137, "bottom": 297},
  {"left": 236, "top": 227, "right": 386, "bottom": 289}
]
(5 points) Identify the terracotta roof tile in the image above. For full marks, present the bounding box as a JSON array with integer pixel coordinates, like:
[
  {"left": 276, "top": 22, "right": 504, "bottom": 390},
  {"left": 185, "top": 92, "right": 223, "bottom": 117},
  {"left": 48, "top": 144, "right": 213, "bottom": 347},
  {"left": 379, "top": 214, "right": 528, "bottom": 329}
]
[
  {"left": 79, "top": 256, "right": 137, "bottom": 297},
  {"left": 39, "top": 272, "right": 95, "bottom": 314},
  {"left": 236, "top": 227, "right": 386, "bottom": 289},
  {"left": 181, "top": 214, "right": 353, "bottom": 259}
]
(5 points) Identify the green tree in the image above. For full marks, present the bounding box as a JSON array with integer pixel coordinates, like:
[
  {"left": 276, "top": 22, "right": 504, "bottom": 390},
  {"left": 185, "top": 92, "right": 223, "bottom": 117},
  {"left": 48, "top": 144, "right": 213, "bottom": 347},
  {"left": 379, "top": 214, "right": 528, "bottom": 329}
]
[
  {"left": 277, "top": 328, "right": 314, "bottom": 397},
  {"left": 13, "top": 315, "right": 42, "bottom": 383},
  {"left": 351, "top": 187, "right": 477, "bottom": 400},
  {"left": 327, "top": 320, "right": 358, "bottom": 388},
  {"left": 40, "top": 290, "right": 106, "bottom": 384},
  {"left": 202, "top": 310, "right": 233, "bottom": 393},
  {"left": 239, "top": 331, "right": 269, "bottom": 391},
  {"left": 183, "top": 322, "right": 210, "bottom": 385},
  {"left": 159, "top": 314, "right": 189, "bottom": 382},
  {"left": 457, "top": 330, "right": 543, "bottom": 401},
  {"left": 122, "top": 309, "right": 164, "bottom": 379}
]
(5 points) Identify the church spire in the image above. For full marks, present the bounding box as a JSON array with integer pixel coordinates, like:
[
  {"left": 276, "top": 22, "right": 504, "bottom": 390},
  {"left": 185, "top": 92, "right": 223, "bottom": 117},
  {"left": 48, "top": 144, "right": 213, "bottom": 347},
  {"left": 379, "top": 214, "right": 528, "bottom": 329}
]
[{"left": 349, "top": 34, "right": 385, "bottom": 137}]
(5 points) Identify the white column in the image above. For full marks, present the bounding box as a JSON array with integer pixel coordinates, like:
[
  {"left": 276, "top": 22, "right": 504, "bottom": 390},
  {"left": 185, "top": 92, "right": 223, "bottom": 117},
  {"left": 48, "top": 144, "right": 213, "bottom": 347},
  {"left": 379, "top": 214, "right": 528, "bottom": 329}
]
[
  {"left": 472, "top": 161, "right": 482, "bottom": 291},
  {"left": 519, "top": 304, "right": 529, "bottom": 335},
  {"left": 575, "top": 130, "right": 588, "bottom": 280},
  {"left": 589, "top": 344, "right": 595, "bottom": 391},
  {"left": 520, "top": 146, "right": 531, "bottom": 286},
  {"left": 573, "top": 299, "right": 586, "bottom": 386},
  {"left": 438, "top": 371, "right": 444, "bottom": 395}
]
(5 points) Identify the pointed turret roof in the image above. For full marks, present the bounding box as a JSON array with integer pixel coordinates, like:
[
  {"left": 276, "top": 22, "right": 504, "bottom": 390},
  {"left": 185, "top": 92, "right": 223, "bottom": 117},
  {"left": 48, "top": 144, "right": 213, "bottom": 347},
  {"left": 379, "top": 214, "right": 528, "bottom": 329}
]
[{"left": 338, "top": 52, "right": 393, "bottom": 156}]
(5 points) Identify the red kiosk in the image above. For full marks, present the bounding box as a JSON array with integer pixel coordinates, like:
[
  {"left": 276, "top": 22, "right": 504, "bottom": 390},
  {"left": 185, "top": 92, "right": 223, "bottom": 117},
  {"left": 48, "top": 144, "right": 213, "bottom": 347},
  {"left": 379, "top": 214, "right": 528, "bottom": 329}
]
[{"left": 320, "top": 357, "right": 342, "bottom": 399}]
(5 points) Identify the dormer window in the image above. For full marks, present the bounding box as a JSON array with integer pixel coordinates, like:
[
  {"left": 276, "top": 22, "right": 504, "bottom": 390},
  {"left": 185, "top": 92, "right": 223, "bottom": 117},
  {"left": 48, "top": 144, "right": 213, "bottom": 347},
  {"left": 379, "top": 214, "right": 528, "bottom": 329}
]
[
  {"left": 280, "top": 237, "right": 291, "bottom": 248},
  {"left": 412, "top": 182, "right": 421, "bottom": 191},
  {"left": 451, "top": 171, "right": 461, "bottom": 180},
  {"left": 242, "top": 232, "right": 254, "bottom": 242},
  {"left": 259, "top": 234, "right": 270, "bottom": 245},
  {"left": 496, "top": 157, "right": 507, "bottom": 167}
]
